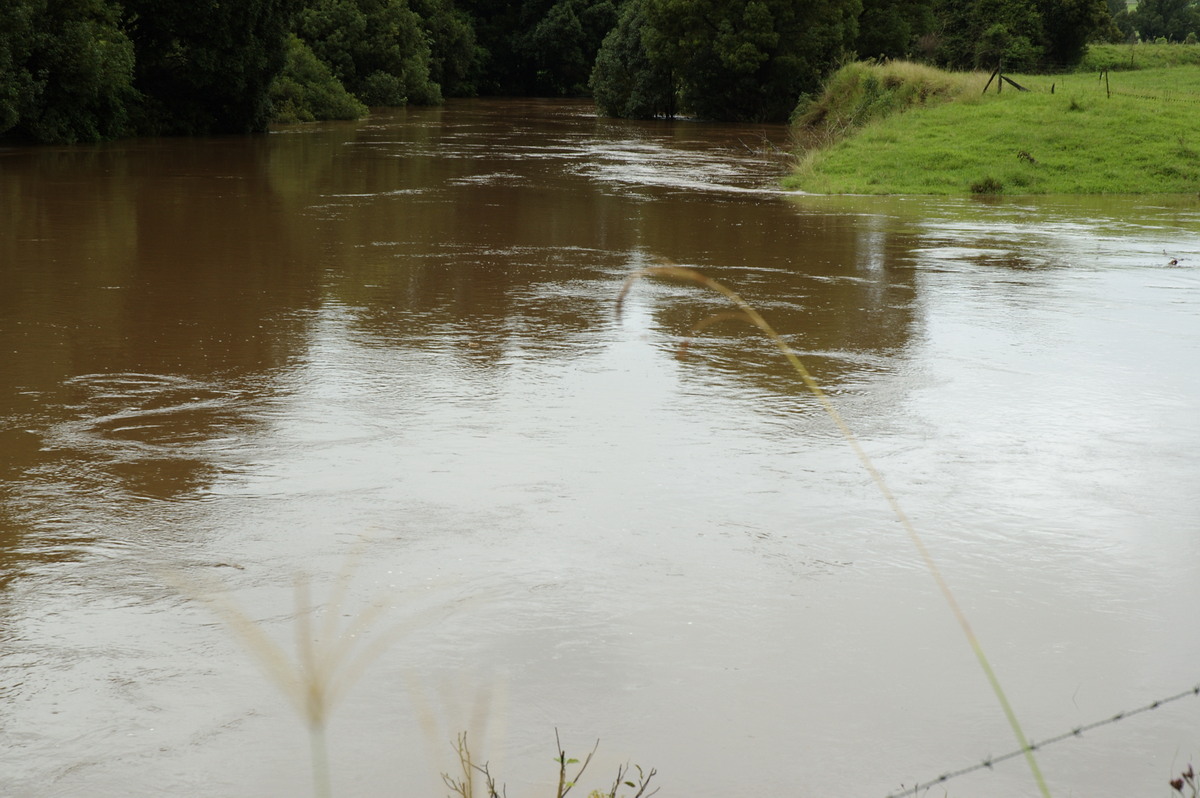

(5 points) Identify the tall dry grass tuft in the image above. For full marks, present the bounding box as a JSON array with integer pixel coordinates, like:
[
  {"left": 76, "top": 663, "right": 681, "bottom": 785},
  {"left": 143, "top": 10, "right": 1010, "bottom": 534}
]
[{"left": 617, "top": 263, "right": 1052, "bottom": 798}]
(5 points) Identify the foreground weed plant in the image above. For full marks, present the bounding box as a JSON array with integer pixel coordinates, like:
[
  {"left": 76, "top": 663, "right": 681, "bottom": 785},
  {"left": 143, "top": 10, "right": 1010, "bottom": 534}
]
[
  {"left": 178, "top": 554, "right": 659, "bottom": 798},
  {"left": 618, "top": 263, "right": 1052, "bottom": 798},
  {"left": 1172, "top": 764, "right": 1197, "bottom": 797},
  {"left": 442, "top": 731, "right": 658, "bottom": 798}
]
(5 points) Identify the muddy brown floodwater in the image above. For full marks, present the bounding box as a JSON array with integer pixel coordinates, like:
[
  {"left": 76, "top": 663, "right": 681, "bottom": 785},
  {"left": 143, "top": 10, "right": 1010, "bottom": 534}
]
[{"left": 2, "top": 98, "right": 1199, "bottom": 798}]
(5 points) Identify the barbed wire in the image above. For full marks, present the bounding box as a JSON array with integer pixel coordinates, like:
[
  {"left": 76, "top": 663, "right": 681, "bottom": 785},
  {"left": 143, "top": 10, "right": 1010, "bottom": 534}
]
[{"left": 886, "top": 682, "right": 1200, "bottom": 798}]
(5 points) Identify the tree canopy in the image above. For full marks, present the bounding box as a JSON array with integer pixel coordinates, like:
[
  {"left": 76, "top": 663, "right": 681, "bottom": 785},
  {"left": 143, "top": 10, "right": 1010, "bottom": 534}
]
[
  {"left": 297, "top": 0, "right": 440, "bottom": 106},
  {"left": 590, "top": 0, "right": 676, "bottom": 117},
  {"left": 125, "top": 0, "right": 302, "bottom": 135},
  {"left": 0, "top": 0, "right": 136, "bottom": 143},
  {"left": 933, "top": 0, "right": 1113, "bottom": 71},
  {"left": 1, "top": 0, "right": 1123, "bottom": 141},
  {"left": 456, "top": 0, "right": 619, "bottom": 95},
  {"left": 1126, "top": 0, "right": 1200, "bottom": 41},
  {"left": 269, "top": 33, "right": 369, "bottom": 123},
  {"left": 856, "top": 0, "right": 936, "bottom": 60},
  {"left": 592, "top": 0, "right": 862, "bottom": 122}
]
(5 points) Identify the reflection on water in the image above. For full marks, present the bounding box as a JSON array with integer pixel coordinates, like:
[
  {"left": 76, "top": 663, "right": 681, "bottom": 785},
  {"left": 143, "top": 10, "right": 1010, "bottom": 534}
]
[{"left": 1, "top": 99, "right": 1199, "bottom": 798}]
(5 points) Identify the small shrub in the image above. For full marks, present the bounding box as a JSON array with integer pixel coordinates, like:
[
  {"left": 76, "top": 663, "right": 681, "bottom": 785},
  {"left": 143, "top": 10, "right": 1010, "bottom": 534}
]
[
  {"left": 1067, "top": 96, "right": 1085, "bottom": 111},
  {"left": 970, "top": 175, "right": 1004, "bottom": 194}
]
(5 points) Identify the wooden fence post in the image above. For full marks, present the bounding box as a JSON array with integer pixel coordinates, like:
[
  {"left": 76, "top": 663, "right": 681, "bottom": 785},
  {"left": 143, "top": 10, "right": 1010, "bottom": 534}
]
[
  {"left": 982, "top": 68, "right": 999, "bottom": 94},
  {"left": 982, "top": 60, "right": 1029, "bottom": 95}
]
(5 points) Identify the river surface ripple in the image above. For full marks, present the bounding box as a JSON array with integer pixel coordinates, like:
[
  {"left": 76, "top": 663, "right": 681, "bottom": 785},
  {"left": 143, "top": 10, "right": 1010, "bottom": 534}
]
[{"left": 1, "top": 99, "right": 1199, "bottom": 797}]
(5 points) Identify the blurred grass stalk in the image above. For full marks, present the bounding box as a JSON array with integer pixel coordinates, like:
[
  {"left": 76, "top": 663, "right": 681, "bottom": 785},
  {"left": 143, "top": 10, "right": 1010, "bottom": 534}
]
[
  {"left": 172, "top": 545, "right": 435, "bottom": 798},
  {"left": 618, "top": 263, "right": 1053, "bottom": 798}
]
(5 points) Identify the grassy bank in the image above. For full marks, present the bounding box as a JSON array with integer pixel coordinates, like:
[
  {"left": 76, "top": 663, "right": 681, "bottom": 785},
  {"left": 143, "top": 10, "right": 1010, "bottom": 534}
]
[{"left": 785, "top": 56, "right": 1200, "bottom": 195}]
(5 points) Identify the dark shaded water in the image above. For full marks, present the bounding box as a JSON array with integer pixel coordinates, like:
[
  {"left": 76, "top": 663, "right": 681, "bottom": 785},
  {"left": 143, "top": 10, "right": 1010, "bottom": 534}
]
[{"left": 2, "top": 99, "right": 1199, "bottom": 797}]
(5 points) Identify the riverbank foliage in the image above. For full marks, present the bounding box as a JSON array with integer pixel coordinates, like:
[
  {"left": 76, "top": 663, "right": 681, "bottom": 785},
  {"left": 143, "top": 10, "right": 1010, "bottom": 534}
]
[
  {"left": 591, "top": 0, "right": 862, "bottom": 123},
  {"left": 2, "top": 0, "right": 1133, "bottom": 142},
  {"left": 786, "top": 58, "right": 1200, "bottom": 194},
  {"left": 269, "top": 34, "right": 370, "bottom": 124},
  {"left": 0, "top": 0, "right": 472, "bottom": 142}
]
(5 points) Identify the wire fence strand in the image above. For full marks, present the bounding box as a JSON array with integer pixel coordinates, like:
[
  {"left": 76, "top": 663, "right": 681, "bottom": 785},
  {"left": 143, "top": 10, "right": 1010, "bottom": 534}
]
[{"left": 886, "top": 682, "right": 1200, "bottom": 798}]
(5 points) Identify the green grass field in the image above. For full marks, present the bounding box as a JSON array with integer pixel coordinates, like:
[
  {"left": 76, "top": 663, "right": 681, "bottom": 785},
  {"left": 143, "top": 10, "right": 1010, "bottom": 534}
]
[
  {"left": 786, "top": 52, "right": 1200, "bottom": 195},
  {"left": 1082, "top": 42, "right": 1200, "bottom": 70}
]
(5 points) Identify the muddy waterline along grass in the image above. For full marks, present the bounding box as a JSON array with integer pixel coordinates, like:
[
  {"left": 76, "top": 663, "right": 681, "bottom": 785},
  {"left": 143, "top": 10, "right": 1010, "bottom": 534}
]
[{"left": 787, "top": 58, "right": 1200, "bottom": 194}]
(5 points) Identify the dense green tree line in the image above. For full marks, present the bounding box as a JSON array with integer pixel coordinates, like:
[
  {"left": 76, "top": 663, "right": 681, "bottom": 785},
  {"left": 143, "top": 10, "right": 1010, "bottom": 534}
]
[
  {"left": 0, "top": 0, "right": 1134, "bottom": 141},
  {"left": 1, "top": 0, "right": 138, "bottom": 142},
  {"left": 593, "top": 0, "right": 863, "bottom": 122},
  {"left": 0, "top": 0, "right": 478, "bottom": 142},
  {"left": 933, "top": 0, "right": 1115, "bottom": 71},
  {"left": 1111, "top": 0, "right": 1200, "bottom": 42},
  {"left": 458, "top": 0, "right": 619, "bottom": 95}
]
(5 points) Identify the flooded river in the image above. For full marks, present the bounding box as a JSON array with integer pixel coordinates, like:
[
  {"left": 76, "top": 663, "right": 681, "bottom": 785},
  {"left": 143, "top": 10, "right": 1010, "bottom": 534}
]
[{"left": 2, "top": 99, "right": 1199, "bottom": 798}]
